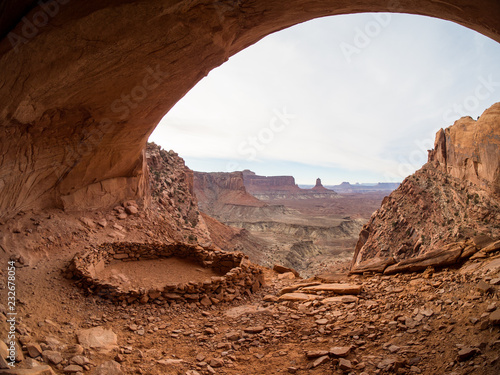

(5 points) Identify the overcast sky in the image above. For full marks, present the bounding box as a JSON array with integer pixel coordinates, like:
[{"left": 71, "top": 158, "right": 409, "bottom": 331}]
[{"left": 149, "top": 13, "right": 500, "bottom": 185}]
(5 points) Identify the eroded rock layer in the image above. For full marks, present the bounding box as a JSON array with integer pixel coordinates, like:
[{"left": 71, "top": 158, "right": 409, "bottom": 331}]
[
  {"left": 243, "top": 170, "right": 338, "bottom": 200},
  {"left": 351, "top": 104, "right": 500, "bottom": 274}
]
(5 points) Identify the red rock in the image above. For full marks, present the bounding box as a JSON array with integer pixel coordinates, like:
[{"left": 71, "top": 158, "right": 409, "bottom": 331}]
[
  {"left": 273, "top": 265, "right": 300, "bottom": 277},
  {"left": 243, "top": 326, "right": 265, "bottom": 334},
  {"left": 278, "top": 293, "right": 318, "bottom": 302},
  {"left": 302, "top": 283, "right": 362, "bottom": 295},
  {"left": 351, "top": 109, "right": 500, "bottom": 275},
  {"left": 329, "top": 346, "right": 351, "bottom": 357}
]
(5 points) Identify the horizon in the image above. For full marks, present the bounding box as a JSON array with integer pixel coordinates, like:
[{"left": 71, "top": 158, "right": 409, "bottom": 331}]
[{"left": 149, "top": 13, "right": 500, "bottom": 185}]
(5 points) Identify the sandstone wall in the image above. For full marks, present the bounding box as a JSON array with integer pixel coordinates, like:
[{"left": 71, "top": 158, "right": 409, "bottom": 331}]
[
  {"left": 351, "top": 104, "right": 500, "bottom": 274},
  {"left": 429, "top": 103, "right": 500, "bottom": 195}
]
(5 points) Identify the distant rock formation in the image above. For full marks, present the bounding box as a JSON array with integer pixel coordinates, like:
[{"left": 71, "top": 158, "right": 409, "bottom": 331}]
[
  {"left": 193, "top": 171, "right": 267, "bottom": 213},
  {"left": 243, "top": 170, "right": 338, "bottom": 200},
  {"left": 329, "top": 182, "right": 400, "bottom": 193},
  {"left": 351, "top": 103, "right": 500, "bottom": 274},
  {"left": 312, "top": 178, "right": 329, "bottom": 192}
]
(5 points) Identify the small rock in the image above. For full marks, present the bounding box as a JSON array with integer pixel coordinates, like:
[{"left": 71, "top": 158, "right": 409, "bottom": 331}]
[
  {"left": 225, "top": 331, "right": 241, "bottom": 341},
  {"left": 486, "top": 303, "right": 497, "bottom": 312},
  {"left": 277, "top": 272, "right": 296, "bottom": 280},
  {"left": 457, "top": 347, "right": 478, "bottom": 361},
  {"left": 24, "top": 357, "right": 42, "bottom": 368},
  {"left": 61, "top": 344, "right": 84, "bottom": 358},
  {"left": 312, "top": 355, "right": 329, "bottom": 368},
  {"left": 93, "top": 360, "right": 123, "bottom": 375},
  {"left": 244, "top": 326, "right": 264, "bottom": 334},
  {"left": 71, "top": 355, "right": 90, "bottom": 366},
  {"left": 263, "top": 295, "right": 279, "bottom": 302},
  {"left": 273, "top": 264, "right": 300, "bottom": 277},
  {"left": 97, "top": 219, "right": 108, "bottom": 228},
  {"left": 339, "top": 358, "right": 353, "bottom": 371},
  {"left": 489, "top": 309, "right": 500, "bottom": 325},
  {"left": 315, "top": 319, "right": 328, "bottom": 325},
  {"left": 477, "top": 280, "right": 493, "bottom": 294},
  {"left": 42, "top": 350, "right": 63, "bottom": 365},
  {"left": 26, "top": 343, "right": 43, "bottom": 358},
  {"left": 125, "top": 206, "right": 138, "bottom": 215},
  {"left": 388, "top": 345, "right": 400, "bottom": 353},
  {"left": 79, "top": 217, "right": 95, "bottom": 228},
  {"left": 209, "top": 358, "right": 224, "bottom": 368},
  {"left": 63, "top": 364, "right": 84, "bottom": 373},
  {"left": 278, "top": 293, "right": 317, "bottom": 302},
  {"left": 330, "top": 346, "right": 351, "bottom": 357},
  {"left": 306, "top": 350, "right": 329, "bottom": 359}
]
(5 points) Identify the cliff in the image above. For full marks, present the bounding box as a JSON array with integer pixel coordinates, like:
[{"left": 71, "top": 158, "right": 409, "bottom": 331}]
[
  {"left": 429, "top": 103, "right": 500, "bottom": 194},
  {"left": 193, "top": 171, "right": 266, "bottom": 213},
  {"left": 351, "top": 103, "right": 500, "bottom": 274},
  {"left": 243, "top": 170, "right": 338, "bottom": 200}
]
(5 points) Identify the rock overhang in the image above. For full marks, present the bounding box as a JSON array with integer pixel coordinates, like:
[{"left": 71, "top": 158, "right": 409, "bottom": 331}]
[{"left": 0, "top": 0, "right": 499, "bottom": 218}]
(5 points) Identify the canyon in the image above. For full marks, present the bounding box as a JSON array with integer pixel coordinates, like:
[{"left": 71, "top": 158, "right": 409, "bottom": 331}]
[{"left": 194, "top": 169, "right": 392, "bottom": 276}]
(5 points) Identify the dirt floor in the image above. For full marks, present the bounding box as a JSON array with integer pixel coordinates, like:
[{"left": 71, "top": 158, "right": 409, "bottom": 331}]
[{"left": 96, "top": 258, "right": 224, "bottom": 290}]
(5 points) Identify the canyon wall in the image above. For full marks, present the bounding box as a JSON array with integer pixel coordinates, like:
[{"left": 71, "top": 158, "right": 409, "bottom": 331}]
[
  {"left": 1, "top": 0, "right": 499, "bottom": 219},
  {"left": 243, "top": 170, "right": 338, "bottom": 200},
  {"left": 194, "top": 171, "right": 266, "bottom": 214},
  {"left": 351, "top": 103, "right": 500, "bottom": 274}
]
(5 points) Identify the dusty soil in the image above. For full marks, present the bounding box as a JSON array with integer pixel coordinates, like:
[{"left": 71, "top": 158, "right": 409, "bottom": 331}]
[{"left": 96, "top": 258, "right": 225, "bottom": 290}]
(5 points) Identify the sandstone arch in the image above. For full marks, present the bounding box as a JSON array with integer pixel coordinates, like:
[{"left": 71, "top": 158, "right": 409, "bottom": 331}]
[{"left": 0, "top": 0, "right": 499, "bottom": 219}]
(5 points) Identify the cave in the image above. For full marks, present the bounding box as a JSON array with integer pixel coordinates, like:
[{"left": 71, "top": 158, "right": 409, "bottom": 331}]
[{"left": 0, "top": 0, "right": 499, "bottom": 220}]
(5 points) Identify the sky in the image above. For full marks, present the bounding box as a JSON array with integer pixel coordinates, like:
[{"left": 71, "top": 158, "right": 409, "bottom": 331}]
[{"left": 149, "top": 13, "right": 500, "bottom": 185}]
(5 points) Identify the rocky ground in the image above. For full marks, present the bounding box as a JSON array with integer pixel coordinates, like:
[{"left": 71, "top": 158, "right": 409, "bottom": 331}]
[{"left": 1, "top": 223, "right": 499, "bottom": 374}]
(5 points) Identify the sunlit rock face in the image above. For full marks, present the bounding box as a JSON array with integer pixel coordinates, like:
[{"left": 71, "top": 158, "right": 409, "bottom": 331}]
[
  {"left": 429, "top": 103, "right": 500, "bottom": 195},
  {"left": 351, "top": 103, "right": 500, "bottom": 275},
  {"left": 0, "top": 0, "right": 499, "bottom": 219}
]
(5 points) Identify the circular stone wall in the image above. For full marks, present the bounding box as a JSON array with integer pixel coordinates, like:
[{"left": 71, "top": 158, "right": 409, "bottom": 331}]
[{"left": 66, "top": 242, "right": 264, "bottom": 306}]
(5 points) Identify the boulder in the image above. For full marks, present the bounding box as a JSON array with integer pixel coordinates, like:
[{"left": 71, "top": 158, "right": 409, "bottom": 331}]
[
  {"left": 273, "top": 265, "right": 300, "bottom": 277},
  {"left": 77, "top": 327, "right": 118, "bottom": 353},
  {"left": 384, "top": 244, "right": 463, "bottom": 275}
]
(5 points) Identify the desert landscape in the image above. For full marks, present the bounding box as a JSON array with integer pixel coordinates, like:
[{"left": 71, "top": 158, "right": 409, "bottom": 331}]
[
  {"left": 1, "top": 1, "right": 500, "bottom": 375},
  {"left": 193, "top": 169, "right": 392, "bottom": 277}
]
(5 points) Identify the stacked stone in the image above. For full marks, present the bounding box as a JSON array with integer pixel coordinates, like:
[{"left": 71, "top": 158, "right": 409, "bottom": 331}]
[{"left": 66, "top": 242, "right": 264, "bottom": 306}]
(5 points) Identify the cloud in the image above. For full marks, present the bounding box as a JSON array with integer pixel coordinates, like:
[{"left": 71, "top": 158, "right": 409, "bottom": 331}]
[{"left": 149, "top": 13, "right": 500, "bottom": 184}]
